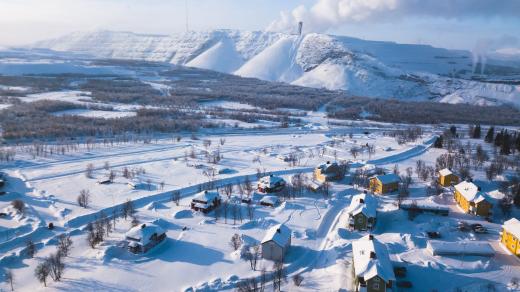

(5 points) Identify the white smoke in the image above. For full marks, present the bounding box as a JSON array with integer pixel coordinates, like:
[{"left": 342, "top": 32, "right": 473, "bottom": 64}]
[
  {"left": 268, "top": 0, "right": 520, "bottom": 34},
  {"left": 472, "top": 35, "right": 519, "bottom": 75}
]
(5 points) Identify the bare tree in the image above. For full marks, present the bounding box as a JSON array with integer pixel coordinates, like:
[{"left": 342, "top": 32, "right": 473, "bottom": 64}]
[
  {"left": 230, "top": 233, "right": 242, "bottom": 251},
  {"left": 223, "top": 183, "right": 233, "bottom": 200},
  {"left": 292, "top": 274, "right": 304, "bottom": 287},
  {"left": 5, "top": 269, "right": 13, "bottom": 291},
  {"left": 48, "top": 253, "right": 64, "bottom": 282},
  {"left": 236, "top": 278, "right": 259, "bottom": 292},
  {"left": 223, "top": 200, "right": 229, "bottom": 224},
  {"left": 103, "top": 161, "right": 110, "bottom": 171},
  {"left": 219, "top": 138, "right": 226, "bottom": 146},
  {"left": 34, "top": 261, "right": 50, "bottom": 287},
  {"left": 77, "top": 189, "right": 91, "bottom": 208},
  {"left": 26, "top": 239, "right": 36, "bottom": 258},
  {"left": 160, "top": 181, "right": 165, "bottom": 190},
  {"left": 122, "top": 199, "right": 135, "bottom": 220},
  {"left": 172, "top": 191, "right": 181, "bottom": 206},
  {"left": 272, "top": 261, "right": 285, "bottom": 292},
  {"left": 108, "top": 170, "right": 116, "bottom": 182},
  {"left": 85, "top": 163, "right": 95, "bottom": 178},
  {"left": 231, "top": 203, "right": 239, "bottom": 225},
  {"left": 57, "top": 234, "right": 73, "bottom": 257},
  {"left": 243, "top": 245, "right": 260, "bottom": 271},
  {"left": 246, "top": 203, "right": 254, "bottom": 221}
]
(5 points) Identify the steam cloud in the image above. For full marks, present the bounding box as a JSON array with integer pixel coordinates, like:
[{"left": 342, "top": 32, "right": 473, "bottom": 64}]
[{"left": 268, "top": 0, "right": 520, "bottom": 33}]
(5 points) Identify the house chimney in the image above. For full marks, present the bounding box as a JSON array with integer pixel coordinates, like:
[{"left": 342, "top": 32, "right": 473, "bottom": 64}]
[
  {"left": 327, "top": 161, "right": 330, "bottom": 164},
  {"left": 270, "top": 174, "right": 273, "bottom": 177},
  {"left": 141, "top": 224, "right": 146, "bottom": 229},
  {"left": 359, "top": 198, "right": 365, "bottom": 204},
  {"left": 477, "top": 186, "right": 482, "bottom": 191},
  {"left": 370, "top": 251, "right": 377, "bottom": 259},
  {"left": 277, "top": 228, "right": 281, "bottom": 233},
  {"left": 368, "top": 234, "right": 374, "bottom": 240}
]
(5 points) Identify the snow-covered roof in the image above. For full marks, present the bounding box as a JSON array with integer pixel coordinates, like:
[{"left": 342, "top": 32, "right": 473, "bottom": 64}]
[
  {"left": 316, "top": 161, "right": 340, "bottom": 173},
  {"left": 454, "top": 181, "right": 488, "bottom": 203},
  {"left": 504, "top": 218, "right": 520, "bottom": 239},
  {"left": 439, "top": 168, "right": 453, "bottom": 176},
  {"left": 258, "top": 175, "right": 285, "bottom": 188},
  {"left": 125, "top": 223, "right": 165, "bottom": 246},
  {"left": 373, "top": 173, "right": 400, "bottom": 185},
  {"left": 347, "top": 193, "right": 377, "bottom": 218},
  {"left": 261, "top": 224, "right": 291, "bottom": 247},
  {"left": 193, "top": 190, "right": 220, "bottom": 203},
  {"left": 352, "top": 235, "right": 395, "bottom": 282},
  {"left": 260, "top": 195, "right": 279, "bottom": 205}
]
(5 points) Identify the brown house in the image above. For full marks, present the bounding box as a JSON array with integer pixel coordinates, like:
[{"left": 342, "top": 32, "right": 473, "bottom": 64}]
[
  {"left": 438, "top": 168, "right": 459, "bottom": 187},
  {"left": 191, "top": 191, "right": 221, "bottom": 213},
  {"left": 369, "top": 174, "right": 400, "bottom": 195},
  {"left": 454, "top": 181, "right": 492, "bottom": 217},
  {"left": 352, "top": 235, "right": 395, "bottom": 292},
  {"left": 314, "top": 161, "right": 344, "bottom": 183}
]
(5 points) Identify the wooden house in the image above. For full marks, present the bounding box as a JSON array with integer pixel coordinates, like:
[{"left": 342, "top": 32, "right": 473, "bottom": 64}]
[
  {"left": 314, "top": 161, "right": 344, "bottom": 183},
  {"left": 125, "top": 223, "right": 166, "bottom": 254},
  {"left": 261, "top": 224, "right": 291, "bottom": 261},
  {"left": 347, "top": 193, "right": 377, "bottom": 231},
  {"left": 191, "top": 190, "right": 221, "bottom": 213},
  {"left": 369, "top": 174, "right": 400, "bottom": 195},
  {"left": 257, "top": 174, "right": 286, "bottom": 193},
  {"left": 352, "top": 235, "right": 395, "bottom": 292},
  {"left": 438, "top": 168, "right": 459, "bottom": 187},
  {"left": 501, "top": 218, "right": 520, "bottom": 256},
  {"left": 454, "top": 181, "right": 492, "bottom": 217}
]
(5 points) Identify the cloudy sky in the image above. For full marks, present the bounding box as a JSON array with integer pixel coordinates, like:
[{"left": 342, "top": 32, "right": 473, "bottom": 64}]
[{"left": 1, "top": 0, "right": 519, "bottom": 51}]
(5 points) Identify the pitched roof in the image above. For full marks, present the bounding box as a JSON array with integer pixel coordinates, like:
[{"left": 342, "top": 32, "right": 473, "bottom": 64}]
[
  {"left": 439, "top": 168, "right": 453, "bottom": 176},
  {"left": 317, "top": 161, "right": 340, "bottom": 173},
  {"left": 352, "top": 235, "right": 396, "bottom": 282},
  {"left": 373, "top": 173, "right": 400, "bottom": 185},
  {"left": 454, "top": 181, "right": 488, "bottom": 203},
  {"left": 347, "top": 193, "right": 377, "bottom": 218},
  {"left": 193, "top": 190, "right": 220, "bottom": 203},
  {"left": 258, "top": 175, "right": 285, "bottom": 188},
  {"left": 504, "top": 218, "right": 520, "bottom": 239},
  {"left": 261, "top": 224, "right": 291, "bottom": 247},
  {"left": 125, "top": 223, "right": 165, "bottom": 246}
]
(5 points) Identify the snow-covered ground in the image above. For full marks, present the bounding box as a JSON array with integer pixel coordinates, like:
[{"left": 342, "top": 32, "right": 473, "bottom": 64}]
[{"left": 2, "top": 123, "right": 520, "bottom": 291}]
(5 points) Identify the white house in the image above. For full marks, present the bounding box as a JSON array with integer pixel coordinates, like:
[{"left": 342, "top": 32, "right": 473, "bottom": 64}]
[
  {"left": 261, "top": 224, "right": 291, "bottom": 261},
  {"left": 352, "top": 235, "right": 395, "bottom": 292},
  {"left": 125, "top": 223, "right": 166, "bottom": 254}
]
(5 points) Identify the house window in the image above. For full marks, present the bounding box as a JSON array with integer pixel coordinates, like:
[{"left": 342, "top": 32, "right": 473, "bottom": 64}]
[
  {"left": 373, "top": 282, "right": 380, "bottom": 290},
  {"left": 357, "top": 217, "right": 364, "bottom": 223}
]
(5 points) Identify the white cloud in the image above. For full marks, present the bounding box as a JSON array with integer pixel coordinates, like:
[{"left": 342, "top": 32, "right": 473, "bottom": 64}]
[{"left": 268, "top": 0, "right": 520, "bottom": 33}]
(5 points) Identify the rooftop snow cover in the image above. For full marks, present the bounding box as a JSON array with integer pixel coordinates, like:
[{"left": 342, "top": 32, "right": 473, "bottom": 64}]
[
  {"left": 347, "top": 193, "right": 377, "bottom": 218},
  {"left": 258, "top": 175, "right": 285, "bottom": 189},
  {"left": 316, "top": 161, "right": 341, "bottom": 177},
  {"left": 261, "top": 224, "right": 291, "bottom": 247},
  {"left": 373, "top": 173, "right": 400, "bottom": 184},
  {"left": 260, "top": 195, "right": 279, "bottom": 205},
  {"left": 352, "top": 235, "right": 396, "bottom": 282},
  {"left": 503, "top": 218, "right": 520, "bottom": 239},
  {"left": 426, "top": 240, "right": 495, "bottom": 256},
  {"left": 454, "top": 181, "right": 488, "bottom": 203},
  {"left": 125, "top": 223, "right": 165, "bottom": 246},
  {"left": 193, "top": 190, "right": 220, "bottom": 203},
  {"left": 439, "top": 168, "right": 453, "bottom": 176}
]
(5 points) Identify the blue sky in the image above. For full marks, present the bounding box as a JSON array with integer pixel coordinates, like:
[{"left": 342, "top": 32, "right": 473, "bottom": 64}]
[{"left": 0, "top": 0, "right": 519, "bottom": 51}]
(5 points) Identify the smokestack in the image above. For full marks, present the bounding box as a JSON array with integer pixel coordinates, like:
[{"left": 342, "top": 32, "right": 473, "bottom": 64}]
[
  {"left": 370, "top": 251, "right": 377, "bottom": 259},
  {"left": 298, "top": 21, "right": 303, "bottom": 36},
  {"left": 368, "top": 234, "right": 374, "bottom": 240}
]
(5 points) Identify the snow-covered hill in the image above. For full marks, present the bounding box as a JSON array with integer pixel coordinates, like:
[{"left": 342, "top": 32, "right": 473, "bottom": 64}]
[{"left": 34, "top": 30, "right": 520, "bottom": 107}]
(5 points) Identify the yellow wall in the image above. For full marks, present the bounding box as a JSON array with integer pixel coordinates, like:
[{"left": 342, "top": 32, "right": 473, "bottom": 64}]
[
  {"left": 454, "top": 189, "right": 491, "bottom": 217},
  {"left": 369, "top": 178, "right": 398, "bottom": 195},
  {"left": 439, "top": 174, "right": 458, "bottom": 187},
  {"left": 502, "top": 228, "right": 520, "bottom": 256},
  {"left": 314, "top": 168, "right": 326, "bottom": 183}
]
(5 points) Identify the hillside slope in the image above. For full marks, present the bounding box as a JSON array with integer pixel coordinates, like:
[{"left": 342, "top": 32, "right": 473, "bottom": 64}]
[{"left": 34, "top": 30, "right": 520, "bottom": 107}]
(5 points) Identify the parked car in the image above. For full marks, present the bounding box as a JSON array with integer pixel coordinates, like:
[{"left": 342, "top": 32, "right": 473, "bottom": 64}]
[
  {"left": 457, "top": 221, "right": 469, "bottom": 232},
  {"left": 471, "top": 224, "right": 487, "bottom": 233},
  {"left": 427, "top": 231, "right": 441, "bottom": 239}
]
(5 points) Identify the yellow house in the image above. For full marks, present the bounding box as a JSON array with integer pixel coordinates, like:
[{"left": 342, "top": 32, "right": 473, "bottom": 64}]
[
  {"left": 314, "top": 161, "right": 344, "bottom": 183},
  {"left": 502, "top": 218, "right": 520, "bottom": 256},
  {"left": 454, "top": 181, "right": 492, "bottom": 217},
  {"left": 369, "top": 174, "right": 400, "bottom": 195},
  {"left": 438, "top": 168, "right": 459, "bottom": 187}
]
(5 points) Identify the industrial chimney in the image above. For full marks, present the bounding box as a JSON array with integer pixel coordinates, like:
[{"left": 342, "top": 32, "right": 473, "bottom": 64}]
[{"left": 298, "top": 21, "right": 303, "bottom": 36}]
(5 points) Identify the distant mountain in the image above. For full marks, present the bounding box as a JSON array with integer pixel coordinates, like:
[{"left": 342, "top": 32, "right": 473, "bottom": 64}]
[{"left": 34, "top": 30, "right": 520, "bottom": 108}]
